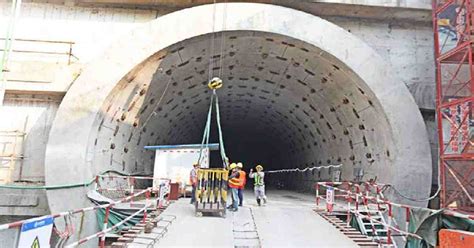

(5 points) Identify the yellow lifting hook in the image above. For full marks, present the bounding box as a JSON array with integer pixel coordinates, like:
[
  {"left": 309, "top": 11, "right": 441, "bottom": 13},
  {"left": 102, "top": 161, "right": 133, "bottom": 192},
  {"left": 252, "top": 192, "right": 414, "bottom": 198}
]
[{"left": 208, "top": 77, "right": 223, "bottom": 90}]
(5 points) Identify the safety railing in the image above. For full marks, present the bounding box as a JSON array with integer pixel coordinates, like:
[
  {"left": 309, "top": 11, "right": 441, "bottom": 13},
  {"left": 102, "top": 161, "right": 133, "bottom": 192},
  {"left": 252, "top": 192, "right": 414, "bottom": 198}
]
[
  {"left": 315, "top": 181, "right": 474, "bottom": 246},
  {"left": 0, "top": 187, "right": 153, "bottom": 247},
  {"left": 0, "top": 38, "right": 78, "bottom": 64},
  {"left": 316, "top": 181, "right": 419, "bottom": 246},
  {"left": 95, "top": 174, "right": 171, "bottom": 209}
]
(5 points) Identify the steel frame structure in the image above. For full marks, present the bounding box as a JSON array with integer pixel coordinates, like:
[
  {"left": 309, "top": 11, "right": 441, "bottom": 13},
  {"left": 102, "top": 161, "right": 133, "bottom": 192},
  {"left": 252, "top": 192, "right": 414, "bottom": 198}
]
[{"left": 433, "top": 0, "right": 474, "bottom": 211}]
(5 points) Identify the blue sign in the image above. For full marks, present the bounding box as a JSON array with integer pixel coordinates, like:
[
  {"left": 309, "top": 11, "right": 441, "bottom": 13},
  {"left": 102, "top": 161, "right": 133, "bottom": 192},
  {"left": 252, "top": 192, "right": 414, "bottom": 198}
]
[
  {"left": 21, "top": 217, "right": 53, "bottom": 232},
  {"left": 18, "top": 216, "right": 54, "bottom": 248}
]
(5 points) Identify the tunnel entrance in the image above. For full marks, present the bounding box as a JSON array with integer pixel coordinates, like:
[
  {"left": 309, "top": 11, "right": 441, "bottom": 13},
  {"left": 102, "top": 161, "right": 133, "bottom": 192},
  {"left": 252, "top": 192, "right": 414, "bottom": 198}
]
[
  {"left": 45, "top": 3, "right": 431, "bottom": 216},
  {"left": 89, "top": 31, "right": 395, "bottom": 191}
]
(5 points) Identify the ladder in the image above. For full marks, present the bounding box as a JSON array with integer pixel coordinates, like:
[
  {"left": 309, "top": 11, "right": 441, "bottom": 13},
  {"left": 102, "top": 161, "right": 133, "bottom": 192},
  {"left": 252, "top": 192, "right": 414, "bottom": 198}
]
[{"left": 355, "top": 204, "right": 396, "bottom": 247}]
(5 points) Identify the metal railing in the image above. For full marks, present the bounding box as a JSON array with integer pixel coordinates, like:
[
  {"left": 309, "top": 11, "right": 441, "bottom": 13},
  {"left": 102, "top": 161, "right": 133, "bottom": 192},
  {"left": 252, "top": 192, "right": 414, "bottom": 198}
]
[{"left": 0, "top": 38, "right": 78, "bottom": 65}]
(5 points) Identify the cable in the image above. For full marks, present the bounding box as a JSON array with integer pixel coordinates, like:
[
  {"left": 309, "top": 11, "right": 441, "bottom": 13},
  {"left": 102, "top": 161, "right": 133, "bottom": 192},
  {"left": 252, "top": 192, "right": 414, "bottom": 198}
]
[
  {"left": 0, "top": 180, "right": 95, "bottom": 190},
  {"left": 139, "top": 76, "right": 173, "bottom": 131},
  {"left": 208, "top": 0, "right": 218, "bottom": 81},
  {"left": 383, "top": 184, "right": 440, "bottom": 202},
  {"left": 0, "top": 169, "right": 148, "bottom": 190},
  {"left": 214, "top": 91, "right": 228, "bottom": 167},
  {"left": 197, "top": 93, "right": 214, "bottom": 164},
  {"left": 380, "top": 121, "right": 441, "bottom": 203},
  {"left": 265, "top": 164, "right": 342, "bottom": 174},
  {"left": 218, "top": 0, "right": 228, "bottom": 79}
]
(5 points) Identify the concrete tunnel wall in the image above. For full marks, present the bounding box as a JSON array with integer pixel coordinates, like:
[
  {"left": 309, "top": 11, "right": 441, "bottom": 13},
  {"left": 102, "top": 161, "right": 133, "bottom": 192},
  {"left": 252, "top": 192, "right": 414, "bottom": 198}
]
[
  {"left": 44, "top": 2, "right": 432, "bottom": 220},
  {"left": 89, "top": 30, "right": 398, "bottom": 188}
]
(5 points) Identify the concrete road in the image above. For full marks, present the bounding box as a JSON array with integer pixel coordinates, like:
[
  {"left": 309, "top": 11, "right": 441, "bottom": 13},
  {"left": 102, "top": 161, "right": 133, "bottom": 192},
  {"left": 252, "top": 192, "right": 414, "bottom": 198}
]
[{"left": 157, "top": 190, "right": 358, "bottom": 247}]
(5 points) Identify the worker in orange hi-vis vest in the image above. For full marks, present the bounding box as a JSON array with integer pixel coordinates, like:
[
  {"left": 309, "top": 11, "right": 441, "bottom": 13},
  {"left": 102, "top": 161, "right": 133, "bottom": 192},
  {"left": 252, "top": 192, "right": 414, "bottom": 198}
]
[
  {"left": 237, "top": 162, "right": 246, "bottom": 206},
  {"left": 227, "top": 163, "right": 241, "bottom": 212}
]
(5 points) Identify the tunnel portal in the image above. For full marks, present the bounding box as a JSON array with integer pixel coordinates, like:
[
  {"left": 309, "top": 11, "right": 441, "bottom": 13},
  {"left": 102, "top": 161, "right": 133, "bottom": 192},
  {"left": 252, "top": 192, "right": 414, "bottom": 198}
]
[
  {"left": 44, "top": 3, "right": 431, "bottom": 216},
  {"left": 89, "top": 31, "right": 394, "bottom": 190}
]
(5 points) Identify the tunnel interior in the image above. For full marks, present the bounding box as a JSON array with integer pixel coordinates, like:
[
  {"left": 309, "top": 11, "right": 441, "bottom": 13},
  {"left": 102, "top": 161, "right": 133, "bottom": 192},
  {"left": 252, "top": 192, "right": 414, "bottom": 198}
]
[{"left": 88, "top": 31, "right": 395, "bottom": 190}]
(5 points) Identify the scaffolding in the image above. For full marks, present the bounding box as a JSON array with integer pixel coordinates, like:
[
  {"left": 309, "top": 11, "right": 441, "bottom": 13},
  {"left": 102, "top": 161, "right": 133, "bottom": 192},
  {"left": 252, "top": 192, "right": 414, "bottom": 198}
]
[
  {"left": 432, "top": 0, "right": 474, "bottom": 212},
  {"left": 0, "top": 130, "right": 25, "bottom": 184}
]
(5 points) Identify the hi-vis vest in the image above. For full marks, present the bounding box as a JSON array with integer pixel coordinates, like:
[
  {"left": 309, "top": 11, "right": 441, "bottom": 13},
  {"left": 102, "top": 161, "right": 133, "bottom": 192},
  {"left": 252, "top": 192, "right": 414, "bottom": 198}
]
[
  {"left": 238, "top": 171, "right": 246, "bottom": 188},
  {"left": 254, "top": 173, "right": 264, "bottom": 186},
  {"left": 229, "top": 172, "right": 241, "bottom": 188}
]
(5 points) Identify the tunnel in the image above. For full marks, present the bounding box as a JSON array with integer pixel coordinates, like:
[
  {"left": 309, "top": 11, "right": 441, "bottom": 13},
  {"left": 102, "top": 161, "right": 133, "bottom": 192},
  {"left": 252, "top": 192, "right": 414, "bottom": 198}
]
[
  {"left": 44, "top": 3, "right": 432, "bottom": 219},
  {"left": 90, "top": 30, "right": 398, "bottom": 190}
]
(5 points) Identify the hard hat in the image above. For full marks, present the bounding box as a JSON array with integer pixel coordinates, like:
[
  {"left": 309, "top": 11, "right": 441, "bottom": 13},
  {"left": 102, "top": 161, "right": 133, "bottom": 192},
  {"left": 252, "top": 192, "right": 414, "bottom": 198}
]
[
  {"left": 208, "top": 77, "right": 223, "bottom": 90},
  {"left": 256, "top": 165, "right": 263, "bottom": 170},
  {"left": 229, "top": 163, "right": 237, "bottom": 169},
  {"left": 237, "top": 162, "right": 243, "bottom": 168}
]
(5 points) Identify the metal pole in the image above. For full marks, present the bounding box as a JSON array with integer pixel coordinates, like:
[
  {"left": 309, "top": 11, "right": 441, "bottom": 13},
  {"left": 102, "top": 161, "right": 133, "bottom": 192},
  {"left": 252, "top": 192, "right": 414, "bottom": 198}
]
[
  {"left": 0, "top": 0, "right": 22, "bottom": 105},
  {"left": 316, "top": 184, "right": 320, "bottom": 206},
  {"left": 143, "top": 190, "right": 150, "bottom": 223},
  {"left": 100, "top": 206, "right": 111, "bottom": 248},
  {"left": 94, "top": 175, "right": 99, "bottom": 191},
  {"left": 346, "top": 195, "right": 351, "bottom": 227},
  {"left": 355, "top": 185, "right": 360, "bottom": 211},
  {"left": 129, "top": 177, "right": 134, "bottom": 207},
  {"left": 387, "top": 204, "right": 393, "bottom": 245},
  {"left": 405, "top": 207, "right": 410, "bottom": 234},
  {"left": 376, "top": 185, "right": 381, "bottom": 211}
]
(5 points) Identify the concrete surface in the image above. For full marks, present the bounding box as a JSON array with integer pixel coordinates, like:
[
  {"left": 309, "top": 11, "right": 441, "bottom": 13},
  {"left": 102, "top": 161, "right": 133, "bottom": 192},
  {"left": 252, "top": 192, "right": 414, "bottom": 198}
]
[
  {"left": 158, "top": 199, "right": 234, "bottom": 247},
  {"left": 25, "top": 0, "right": 433, "bottom": 23},
  {"left": 44, "top": 3, "right": 432, "bottom": 219},
  {"left": 55, "top": 0, "right": 433, "bottom": 10},
  {"left": 158, "top": 190, "right": 358, "bottom": 247},
  {"left": 0, "top": 2, "right": 435, "bottom": 107}
]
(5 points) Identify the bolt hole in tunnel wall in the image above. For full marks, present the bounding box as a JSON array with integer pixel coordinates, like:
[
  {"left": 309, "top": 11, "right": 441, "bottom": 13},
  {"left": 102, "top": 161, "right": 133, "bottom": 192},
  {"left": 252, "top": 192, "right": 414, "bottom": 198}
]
[
  {"left": 44, "top": 3, "right": 432, "bottom": 221},
  {"left": 90, "top": 31, "right": 396, "bottom": 191}
]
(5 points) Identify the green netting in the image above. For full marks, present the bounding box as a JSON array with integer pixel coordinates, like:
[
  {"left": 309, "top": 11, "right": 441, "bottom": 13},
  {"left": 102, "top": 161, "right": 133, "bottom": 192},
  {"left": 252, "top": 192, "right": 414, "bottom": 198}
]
[
  {"left": 350, "top": 214, "right": 361, "bottom": 232},
  {"left": 406, "top": 208, "right": 474, "bottom": 248},
  {"left": 95, "top": 208, "right": 142, "bottom": 234}
]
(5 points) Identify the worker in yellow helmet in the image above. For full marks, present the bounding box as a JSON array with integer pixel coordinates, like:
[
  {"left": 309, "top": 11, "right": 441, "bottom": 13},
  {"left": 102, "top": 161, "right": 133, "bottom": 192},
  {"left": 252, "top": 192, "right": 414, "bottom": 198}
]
[
  {"left": 227, "top": 163, "right": 241, "bottom": 211},
  {"left": 249, "top": 165, "right": 267, "bottom": 206}
]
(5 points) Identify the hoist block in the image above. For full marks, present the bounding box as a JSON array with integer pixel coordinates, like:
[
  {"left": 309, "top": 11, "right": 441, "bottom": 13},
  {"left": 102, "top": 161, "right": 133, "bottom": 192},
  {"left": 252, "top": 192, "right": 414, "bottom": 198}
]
[{"left": 208, "top": 77, "right": 223, "bottom": 90}]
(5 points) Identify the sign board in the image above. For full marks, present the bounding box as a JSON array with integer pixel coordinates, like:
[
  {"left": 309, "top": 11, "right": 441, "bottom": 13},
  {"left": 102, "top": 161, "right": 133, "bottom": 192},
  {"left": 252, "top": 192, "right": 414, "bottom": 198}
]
[
  {"left": 326, "top": 186, "right": 335, "bottom": 212},
  {"left": 157, "top": 180, "right": 170, "bottom": 208},
  {"left": 17, "top": 216, "right": 53, "bottom": 248},
  {"left": 153, "top": 147, "right": 209, "bottom": 187}
]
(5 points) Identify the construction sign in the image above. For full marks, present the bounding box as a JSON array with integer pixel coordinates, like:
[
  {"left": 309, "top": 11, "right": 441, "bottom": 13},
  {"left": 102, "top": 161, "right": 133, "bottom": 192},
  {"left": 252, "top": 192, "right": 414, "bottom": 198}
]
[
  {"left": 17, "top": 216, "right": 53, "bottom": 248},
  {"left": 326, "top": 186, "right": 335, "bottom": 213}
]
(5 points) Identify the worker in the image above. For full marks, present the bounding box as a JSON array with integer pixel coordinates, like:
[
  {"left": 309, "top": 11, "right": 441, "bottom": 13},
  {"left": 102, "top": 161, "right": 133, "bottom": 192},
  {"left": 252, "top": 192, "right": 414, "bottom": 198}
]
[
  {"left": 249, "top": 165, "right": 267, "bottom": 206},
  {"left": 190, "top": 163, "right": 200, "bottom": 204},
  {"left": 237, "top": 162, "right": 246, "bottom": 206},
  {"left": 227, "top": 163, "right": 241, "bottom": 212}
]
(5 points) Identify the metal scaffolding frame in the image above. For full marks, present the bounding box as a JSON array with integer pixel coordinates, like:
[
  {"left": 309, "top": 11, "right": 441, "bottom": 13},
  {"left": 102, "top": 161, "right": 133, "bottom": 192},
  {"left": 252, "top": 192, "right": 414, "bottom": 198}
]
[{"left": 432, "top": 0, "right": 474, "bottom": 211}]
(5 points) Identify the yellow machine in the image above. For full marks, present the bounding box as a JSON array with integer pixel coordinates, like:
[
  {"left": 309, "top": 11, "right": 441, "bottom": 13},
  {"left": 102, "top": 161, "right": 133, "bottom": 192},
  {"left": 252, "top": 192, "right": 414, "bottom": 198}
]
[{"left": 195, "top": 168, "right": 228, "bottom": 217}]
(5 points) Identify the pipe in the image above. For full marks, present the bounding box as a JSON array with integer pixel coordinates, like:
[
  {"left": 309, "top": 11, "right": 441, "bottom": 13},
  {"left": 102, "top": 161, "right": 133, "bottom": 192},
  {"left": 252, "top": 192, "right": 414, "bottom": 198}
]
[{"left": 0, "top": 0, "right": 22, "bottom": 105}]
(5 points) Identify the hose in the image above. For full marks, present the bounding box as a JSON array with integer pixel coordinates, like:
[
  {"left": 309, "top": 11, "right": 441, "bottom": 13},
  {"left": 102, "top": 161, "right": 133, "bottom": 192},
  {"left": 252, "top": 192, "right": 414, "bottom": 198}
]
[
  {"left": 0, "top": 180, "right": 95, "bottom": 190},
  {"left": 0, "top": 170, "right": 149, "bottom": 190}
]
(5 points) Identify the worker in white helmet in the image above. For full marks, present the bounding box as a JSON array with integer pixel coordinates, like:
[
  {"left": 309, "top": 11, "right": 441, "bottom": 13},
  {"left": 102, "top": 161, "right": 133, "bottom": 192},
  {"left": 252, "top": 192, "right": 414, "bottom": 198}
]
[
  {"left": 249, "top": 165, "right": 267, "bottom": 206},
  {"left": 227, "top": 163, "right": 241, "bottom": 211}
]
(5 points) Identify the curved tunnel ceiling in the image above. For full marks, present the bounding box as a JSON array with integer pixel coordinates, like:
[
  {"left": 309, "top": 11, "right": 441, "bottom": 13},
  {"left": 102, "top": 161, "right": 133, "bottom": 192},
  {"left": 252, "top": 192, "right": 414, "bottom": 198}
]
[
  {"left": 90, "top": 31, "right": 394, "bottom": 187},
  {"left": 45, "top": 3, "right": 432, "bottom": 214}
]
